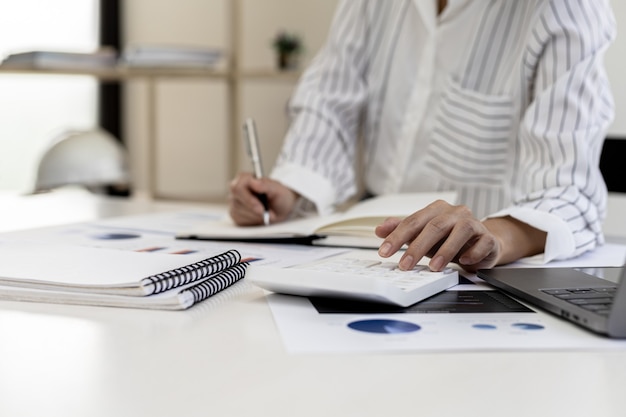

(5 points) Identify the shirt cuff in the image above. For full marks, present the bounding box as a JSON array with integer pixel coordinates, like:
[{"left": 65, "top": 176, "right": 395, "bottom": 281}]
[
  {"left": 486, "top": 206, "right": 576, "bottom": 264},
  {"left": 270, "top": 162, "right": 336, "bottom": 216}
]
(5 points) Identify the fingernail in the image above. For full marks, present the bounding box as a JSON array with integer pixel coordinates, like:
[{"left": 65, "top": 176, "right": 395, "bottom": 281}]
[
  {"left": 399, "top": 255, "right": 414, "bottom": 271},
  {"left": 430, "top": 255, "right": 444, "bottom": 271},
  {"left": 379, "top": 242, "right": 392, "bottom": 257}
]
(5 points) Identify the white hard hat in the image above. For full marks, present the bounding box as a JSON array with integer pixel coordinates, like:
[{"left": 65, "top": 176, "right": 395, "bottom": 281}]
[{"left": 35, "top": 129, "right": 130, "bottom": 192}]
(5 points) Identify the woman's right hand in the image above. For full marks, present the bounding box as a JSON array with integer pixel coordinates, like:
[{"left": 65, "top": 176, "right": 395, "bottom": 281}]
[{"left": 228, "top": 172, "right": 299, "bottom": 226}]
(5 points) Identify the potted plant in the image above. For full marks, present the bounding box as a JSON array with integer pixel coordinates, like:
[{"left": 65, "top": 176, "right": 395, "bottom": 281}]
[{"left": 272, "top": 31, "right": 302, "bottom": 70}]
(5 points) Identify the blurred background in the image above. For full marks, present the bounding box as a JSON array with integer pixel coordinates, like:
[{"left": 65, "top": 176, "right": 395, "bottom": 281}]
[{"left": 0, "top": 0, "right": 623, "bottom": 203}]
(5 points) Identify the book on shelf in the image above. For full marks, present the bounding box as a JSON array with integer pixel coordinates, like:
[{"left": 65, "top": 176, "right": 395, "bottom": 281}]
[
  {"left": 121, "top": 44, "right": 223, "bottom": 68},
  {"left": 0, "top": 49, "right": 117, "bottom": 70},
  {"left": 0, "top": 240, "right": 247, "bottom": 310},
  {"left": 176, "top": 192, "right": 457, "bottom": 248}
]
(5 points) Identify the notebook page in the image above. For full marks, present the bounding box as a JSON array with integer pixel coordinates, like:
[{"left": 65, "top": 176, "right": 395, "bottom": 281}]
[{"left": 0, "top": 239, "right": 213, "bottom": 290}]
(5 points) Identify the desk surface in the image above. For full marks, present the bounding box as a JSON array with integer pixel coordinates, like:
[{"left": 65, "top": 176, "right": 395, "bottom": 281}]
[{"left": 1, "top": 189, "right": 625, "bottom": 417}]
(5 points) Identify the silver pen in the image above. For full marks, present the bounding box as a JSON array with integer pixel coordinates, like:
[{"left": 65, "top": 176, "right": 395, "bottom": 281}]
[{"left": 243, "top": 118, "right": 270, "bottom": 226}]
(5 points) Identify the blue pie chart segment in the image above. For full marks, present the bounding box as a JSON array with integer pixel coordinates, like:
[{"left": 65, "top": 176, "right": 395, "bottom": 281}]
[
  {"left": 512, "top": 322, "right": 545, "bottom": 331},
  {"left": 92, "top": 233, "right": 140, "bottom": 240},
  {"left": 473, "top": 324, "right": 497, "bottom": 330},
  {"left": 347, "top": 319, "right": 421, "bottom": 334}
]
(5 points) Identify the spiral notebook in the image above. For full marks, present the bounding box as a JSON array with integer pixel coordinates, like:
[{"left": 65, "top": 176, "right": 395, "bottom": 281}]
[{"left": 0, "top": 240, "right": 247, "bottom": 310}]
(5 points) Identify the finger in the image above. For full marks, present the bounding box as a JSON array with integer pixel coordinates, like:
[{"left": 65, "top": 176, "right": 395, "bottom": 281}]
[
  {"left": 426, "top": 218, "right": 482, "bottom": 271},
  {"left": 229, "top": 172, "right": 252, "bottom": 192},
  {"left": 248, "top": 176, "right": 270, "bottom": 195},
  {"left": 398, "top": 214, "right": 457, "bottom": 270},
  {"left": 236, "top": 176, "right": 266, "bottom": 211},
  {"left": 228, "top": 173, "right": 267, "bottom": 225},
  {"left": 377, "top": 202, "right": 447, "bottom": 259},
  {"left": 405, "top": 204, "right": 476, "bottom": 269},
  {"left": 377, "top": 214, "right": 428, "bottom": 258},
  {"left": 229, "top": 198, "right": 261, "bottom": 226},
  {"left": 230, "top": 187, "right": 262, "bottom": 215},
  {"left": 457, "top": 234, "right": 499, "bottom": 271},
  {"left": 375, "top": 217, "right": 402, "bottom": 238}
]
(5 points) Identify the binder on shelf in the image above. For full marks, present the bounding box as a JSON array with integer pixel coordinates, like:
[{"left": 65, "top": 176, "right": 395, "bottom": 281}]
[
  {"left": 0, "top": 241, "right": 247, "bottom": 310},
  {"left": 121, "top": 44, "right": 223, "bottom": 68},
  {"left": 0, "top": 49, "right": 117, "bottom": 70}
]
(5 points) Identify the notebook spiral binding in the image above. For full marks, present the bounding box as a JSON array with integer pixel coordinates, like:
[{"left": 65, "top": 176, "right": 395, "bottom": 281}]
[
  {"left": 181, "top": 262, "right": 249, "bottom": 306},
  {"left": 141, "top": 249, "right": 241, "bottom": 295}
]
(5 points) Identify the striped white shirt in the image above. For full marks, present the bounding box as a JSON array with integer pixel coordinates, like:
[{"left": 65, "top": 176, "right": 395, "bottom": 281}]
[{"left": 270, "top": 0, "right": 616, "bottom": 262}]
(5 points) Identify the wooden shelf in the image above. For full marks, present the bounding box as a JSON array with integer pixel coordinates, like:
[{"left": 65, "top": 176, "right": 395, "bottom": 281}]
[
  {"left": 235, "top": 69, "right": 301, "bottom": 81},
  {"left": 0, "top": 65, "right": 301, "bottom": 82},
  {"left": 0, "top": 0, "right": 305, "bottom": 201},
  {"left": 0, "top": 65, "right": 227, "bottom": 81}
]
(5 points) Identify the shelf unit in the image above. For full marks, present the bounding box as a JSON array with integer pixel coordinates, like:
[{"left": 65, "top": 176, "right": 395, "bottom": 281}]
[
  {"left": 1, "top": 0, "right": 337, "bottom": 201},
  {"left": 0, "top": 65, "right": 220, "bottom": 199},
  {"left": 0, "top": 64, "right": 300, "bottom": 201}
]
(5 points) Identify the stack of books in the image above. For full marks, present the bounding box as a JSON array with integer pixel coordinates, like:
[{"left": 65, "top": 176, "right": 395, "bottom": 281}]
[
  {"left": 1, "top": 49, "right": 117, "bottom": 70},
  {"left": 121, "top": 44, "right": 223, "bottom": 68},
  {"left": 0, "top": 240, "right": 247, "bottom": 310}
]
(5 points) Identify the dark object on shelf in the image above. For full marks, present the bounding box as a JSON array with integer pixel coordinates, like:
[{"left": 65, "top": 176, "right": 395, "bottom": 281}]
[{"left": 272, "top": 31, "right": 302, "bottom": 70}]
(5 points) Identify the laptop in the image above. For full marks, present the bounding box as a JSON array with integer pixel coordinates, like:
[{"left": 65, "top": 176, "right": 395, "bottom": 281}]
[{"left": 477, "top": 266, "right": 626, "bottom": 338}]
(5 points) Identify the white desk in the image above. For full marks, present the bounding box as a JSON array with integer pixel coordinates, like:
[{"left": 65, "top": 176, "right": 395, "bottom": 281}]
[{"left": 0, "top": 189, "right": 625, "bottom": 417}]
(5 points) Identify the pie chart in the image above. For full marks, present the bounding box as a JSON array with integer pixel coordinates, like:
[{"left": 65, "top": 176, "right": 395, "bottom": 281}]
[
  {"left": 347, "top": 319, "right": 421, "bottom": 334},
  {"left": 512, "top": 323, "right": 545, "bottom": 331},
  {"left": 91, "top": 232, "right": 140, "bottom": 240}
]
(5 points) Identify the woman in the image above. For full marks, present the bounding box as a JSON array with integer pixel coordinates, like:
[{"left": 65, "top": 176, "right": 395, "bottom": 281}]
[{"left": 229, "top": 0, "right": 616, "bottom": 272}]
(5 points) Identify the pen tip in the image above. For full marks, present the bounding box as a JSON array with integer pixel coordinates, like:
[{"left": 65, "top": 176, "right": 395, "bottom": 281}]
[{"left": 263, "top": 211, "right": 270, "bottom": 226}]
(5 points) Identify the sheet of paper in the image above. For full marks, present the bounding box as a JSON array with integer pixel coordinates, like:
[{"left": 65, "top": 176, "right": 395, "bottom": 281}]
[
  {"left": 0, "top": 239, "right": 213, "bottom": 286},
  {"left": 262, "top": 243, "right": 626, "bottom": 354},
  {"left": 265, "top": 290, "right": 626, "bottom": 354},
  {"left": 507, "top": 242, "right": 626, "bottom": 268},
  {"left": 1, "top": 210, "right": 348, "bottom": 268}
]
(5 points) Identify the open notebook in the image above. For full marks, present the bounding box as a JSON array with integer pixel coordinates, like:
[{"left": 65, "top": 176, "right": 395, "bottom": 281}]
[
  {"left": 0, "top": 240, "right": 246, "bottom": 310},
  {"left": 176, "top": 192, "right": 457, "bottom": 248}
]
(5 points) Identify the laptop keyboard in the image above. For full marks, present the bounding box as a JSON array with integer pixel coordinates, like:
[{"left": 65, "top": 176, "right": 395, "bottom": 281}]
[{"left": 541, "top": 287, "right": 617, "bottom": 316}]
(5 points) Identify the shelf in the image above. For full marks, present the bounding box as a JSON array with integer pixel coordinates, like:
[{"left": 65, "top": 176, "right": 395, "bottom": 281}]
[
  {"left": 0, "top": 62, "right": 302, "bottom": 201},
  {"left": 0, "top": 65, "right": 227, "bottom": 81},
  {"left": 1, "top": 0, "right": 308, "bottom": 201},
  {"left": 235, "top": 69, "right": 301, "bottom": 81},
  {"left": 0, "top": 65, "right": 301, "bottom": 82}
]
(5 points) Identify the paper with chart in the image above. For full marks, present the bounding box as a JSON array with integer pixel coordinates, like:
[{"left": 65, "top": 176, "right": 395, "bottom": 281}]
[
  {"left": 263, "top": 243, "right": 626, "bottom": 353},
  {"left": 266, "top": 288, "right": 626, "bottom": 354},
  {"left": 0, "top": 210, "right": 348, "bottom": 268}
]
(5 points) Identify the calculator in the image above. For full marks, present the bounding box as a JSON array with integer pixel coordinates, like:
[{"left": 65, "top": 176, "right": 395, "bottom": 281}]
[{"left": 246, "top": 252, "right": 459, "bottom": 307}]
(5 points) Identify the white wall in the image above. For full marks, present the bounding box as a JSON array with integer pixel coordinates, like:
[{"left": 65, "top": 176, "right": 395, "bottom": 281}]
[
  {"left": 0, "top": 0, "right": 99, "bottom": 193},
  {"left": 123, "top": 0, "right": 338, "bottom": 201}
]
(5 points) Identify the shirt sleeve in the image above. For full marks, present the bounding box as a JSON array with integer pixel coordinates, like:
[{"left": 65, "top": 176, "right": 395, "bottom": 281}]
[
  {"left": 269, "top": 0, "right": 370, "bottom": 214},
  {"left": 504, "top": 0, "right": 616, "bottom": 262}
]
